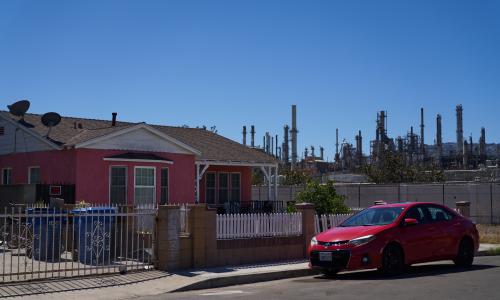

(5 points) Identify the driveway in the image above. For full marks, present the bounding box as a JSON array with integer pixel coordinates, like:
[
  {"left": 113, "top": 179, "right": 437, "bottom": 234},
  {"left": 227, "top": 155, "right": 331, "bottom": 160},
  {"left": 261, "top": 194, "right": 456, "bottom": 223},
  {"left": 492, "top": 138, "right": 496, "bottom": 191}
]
[{"left": 149, "top": 256, "right": 500, "bottom": 300}]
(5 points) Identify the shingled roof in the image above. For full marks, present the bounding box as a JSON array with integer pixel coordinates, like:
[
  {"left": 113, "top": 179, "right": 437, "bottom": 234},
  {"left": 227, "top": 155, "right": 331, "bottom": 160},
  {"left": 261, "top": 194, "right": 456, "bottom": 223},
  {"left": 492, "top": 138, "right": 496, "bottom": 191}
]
[{"left": 0, "top": 111, "right": 277, "bottom": 165}]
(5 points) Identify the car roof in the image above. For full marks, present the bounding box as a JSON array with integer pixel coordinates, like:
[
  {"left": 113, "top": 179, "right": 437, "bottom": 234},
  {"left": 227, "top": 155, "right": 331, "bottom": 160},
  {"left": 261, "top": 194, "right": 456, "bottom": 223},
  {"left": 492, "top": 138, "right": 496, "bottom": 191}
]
[{"left": 368, "top": 202, "right": 445, "bottom": 209}]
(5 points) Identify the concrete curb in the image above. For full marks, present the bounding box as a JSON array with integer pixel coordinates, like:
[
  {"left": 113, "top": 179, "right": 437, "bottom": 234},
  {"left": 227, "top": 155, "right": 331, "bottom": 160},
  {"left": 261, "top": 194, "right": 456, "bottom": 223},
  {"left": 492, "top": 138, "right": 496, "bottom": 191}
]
[
  {"left": 477, "top": 250, "right": 500, "bottom": 257},
  {"left": 171, "top": 268, "right": 319, "bottom": 292}
]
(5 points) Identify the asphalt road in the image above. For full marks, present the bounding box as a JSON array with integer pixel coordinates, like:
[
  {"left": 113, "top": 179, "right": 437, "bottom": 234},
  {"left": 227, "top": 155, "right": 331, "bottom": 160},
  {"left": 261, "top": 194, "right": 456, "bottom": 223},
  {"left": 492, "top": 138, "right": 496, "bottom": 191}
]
[{"left": 144, "top": 256, "right": 500, "bottom": 300}]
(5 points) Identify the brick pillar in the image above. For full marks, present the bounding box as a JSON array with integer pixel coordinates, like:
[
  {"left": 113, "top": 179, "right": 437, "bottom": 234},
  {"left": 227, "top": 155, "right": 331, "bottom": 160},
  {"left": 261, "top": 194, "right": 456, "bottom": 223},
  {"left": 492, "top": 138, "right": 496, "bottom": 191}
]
[
  {"left": 296, "top": 203, "right": 316, "bottom": 258},
  {"left": 456, "top": 201, "right": 471, "bottom": 218},
  {"left": 190, "top": 204, "right": 217, "bottom": 268},
  {"left": 155, "top": 205, "right": 181, "bottom": 271}
]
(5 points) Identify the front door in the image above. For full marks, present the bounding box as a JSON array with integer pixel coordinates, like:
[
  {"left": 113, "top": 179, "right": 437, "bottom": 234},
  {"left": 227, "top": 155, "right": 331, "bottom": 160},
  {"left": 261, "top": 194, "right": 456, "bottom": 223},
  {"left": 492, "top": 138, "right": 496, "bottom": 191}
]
[{"left": 399, "top": 205, "right": 435, "bottom": 263}]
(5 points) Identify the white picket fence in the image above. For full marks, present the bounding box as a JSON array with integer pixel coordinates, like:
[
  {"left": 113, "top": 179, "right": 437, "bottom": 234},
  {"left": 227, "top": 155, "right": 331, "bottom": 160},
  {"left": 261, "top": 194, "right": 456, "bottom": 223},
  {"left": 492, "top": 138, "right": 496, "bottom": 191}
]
[
  {"left": 314, "top": 213, "right": 354, "bottom": 234},
  {"left": 216, "top": 213, "right": 302, "bottom": 239}
]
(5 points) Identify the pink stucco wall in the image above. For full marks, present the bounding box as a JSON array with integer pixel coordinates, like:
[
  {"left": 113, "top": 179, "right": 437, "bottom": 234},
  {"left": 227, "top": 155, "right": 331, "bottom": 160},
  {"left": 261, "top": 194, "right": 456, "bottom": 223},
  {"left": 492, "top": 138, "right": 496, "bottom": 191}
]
[
  {"left": 74, "top": 149, "right": 196, "bottom": 205},
  {"left": 199, "top": 165, "right": 252, "bottom": 204},
  {"left": 0, "top": 149, "right": 77, "bottom": 184},
  {"left": 0, "top": 149, "right": 196, "bottom": 205}
]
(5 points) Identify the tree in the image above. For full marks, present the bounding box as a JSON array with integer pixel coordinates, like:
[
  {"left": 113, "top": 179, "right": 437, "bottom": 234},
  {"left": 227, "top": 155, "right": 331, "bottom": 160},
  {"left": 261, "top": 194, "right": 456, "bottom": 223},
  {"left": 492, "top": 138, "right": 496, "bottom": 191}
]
[
  {"left": 292, "top": 180, "right": 350, "bottom": 215},
  {"left": 365, "top": 150, "right": 445, "bottom": 184},
  {"left": 280, "top": 168, "right": 311, "bottom": 186}
]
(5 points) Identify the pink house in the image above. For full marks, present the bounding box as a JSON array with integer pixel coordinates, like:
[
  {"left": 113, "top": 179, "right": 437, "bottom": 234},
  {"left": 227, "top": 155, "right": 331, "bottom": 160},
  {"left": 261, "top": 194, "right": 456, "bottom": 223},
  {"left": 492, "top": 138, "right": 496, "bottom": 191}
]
[{"left": 0, "top": 110, "right": 278, "bottom": 209}]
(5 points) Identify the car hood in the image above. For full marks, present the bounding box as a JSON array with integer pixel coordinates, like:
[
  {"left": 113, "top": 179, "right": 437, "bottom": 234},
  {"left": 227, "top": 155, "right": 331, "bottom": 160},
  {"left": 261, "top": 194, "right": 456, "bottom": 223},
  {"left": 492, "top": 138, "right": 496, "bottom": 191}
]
[{"left": 316, "top": 225, "right": 387, "bottom": 242}]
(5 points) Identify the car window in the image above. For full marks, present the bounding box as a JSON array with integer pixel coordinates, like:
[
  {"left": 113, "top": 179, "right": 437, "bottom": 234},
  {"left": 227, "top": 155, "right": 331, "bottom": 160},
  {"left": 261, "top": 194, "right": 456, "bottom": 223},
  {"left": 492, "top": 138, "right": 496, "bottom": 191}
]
[
  {"left": 341, "top": 207, "right": 404, "bottom": 227},
  {"left": 426, "top": 206, "right": 452, "bottom": 222},
  {"left": 403, "top": 206, "right": 427, "bottom": 224}
]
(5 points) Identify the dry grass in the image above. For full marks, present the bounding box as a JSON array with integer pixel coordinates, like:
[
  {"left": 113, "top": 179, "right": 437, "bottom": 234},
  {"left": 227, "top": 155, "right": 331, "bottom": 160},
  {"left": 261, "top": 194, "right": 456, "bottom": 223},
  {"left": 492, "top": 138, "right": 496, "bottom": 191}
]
[{"left": 477, "top": 224, "right": 500, "bottom": 244}]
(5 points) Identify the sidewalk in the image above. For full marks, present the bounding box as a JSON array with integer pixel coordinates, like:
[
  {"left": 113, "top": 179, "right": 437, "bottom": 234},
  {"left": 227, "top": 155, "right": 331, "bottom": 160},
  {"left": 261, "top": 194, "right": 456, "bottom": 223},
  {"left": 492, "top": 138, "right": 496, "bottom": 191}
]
[
  {"left": 0, "top": 260, "right": 314, "bottom": 299},
  {"left": 2, "top": 244, "right": 499, "bottom": 299}
]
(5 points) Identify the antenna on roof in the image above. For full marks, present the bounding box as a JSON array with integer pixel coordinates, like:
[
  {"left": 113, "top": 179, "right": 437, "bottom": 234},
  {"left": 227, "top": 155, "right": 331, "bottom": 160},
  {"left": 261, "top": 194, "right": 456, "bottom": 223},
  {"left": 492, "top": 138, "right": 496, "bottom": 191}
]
[
  {"left": 41, "top": 112, "right": 61, "bottom": 138},
  {"left": 7, "top": 100, "right": 30, "bottom": 121}
]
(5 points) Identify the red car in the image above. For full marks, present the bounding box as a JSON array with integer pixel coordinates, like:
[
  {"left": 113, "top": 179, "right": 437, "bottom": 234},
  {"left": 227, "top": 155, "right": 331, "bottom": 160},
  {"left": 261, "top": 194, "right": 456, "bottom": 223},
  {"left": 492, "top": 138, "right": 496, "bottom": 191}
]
[{"left": 309, "top": 202, "right": 479, "bottom": 275}]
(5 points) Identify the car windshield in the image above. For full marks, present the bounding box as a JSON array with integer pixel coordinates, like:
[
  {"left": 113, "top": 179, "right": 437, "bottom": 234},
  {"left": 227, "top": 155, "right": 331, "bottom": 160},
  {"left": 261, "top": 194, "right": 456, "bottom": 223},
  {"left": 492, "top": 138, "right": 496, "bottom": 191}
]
[{"left": 340, "top": 207, "right": 405, "bottom": 227}]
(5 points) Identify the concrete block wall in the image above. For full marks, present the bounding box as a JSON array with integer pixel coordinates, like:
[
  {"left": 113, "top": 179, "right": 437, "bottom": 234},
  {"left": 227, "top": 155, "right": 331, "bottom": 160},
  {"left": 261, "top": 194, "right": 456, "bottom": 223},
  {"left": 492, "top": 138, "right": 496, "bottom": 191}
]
[{"left": 155, "top": 203, "right": 316, "bottom": 272}]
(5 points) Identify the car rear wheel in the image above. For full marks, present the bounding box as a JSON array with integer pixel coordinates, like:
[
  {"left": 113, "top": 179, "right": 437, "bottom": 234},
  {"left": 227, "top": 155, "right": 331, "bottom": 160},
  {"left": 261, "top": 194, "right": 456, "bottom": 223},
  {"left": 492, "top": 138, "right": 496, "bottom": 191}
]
[
  {"left": 381, "top": 243, "right": 405, "bottom": 275},
  {"left": 453, "top": 238, "right": 474, "bottom": 267}
]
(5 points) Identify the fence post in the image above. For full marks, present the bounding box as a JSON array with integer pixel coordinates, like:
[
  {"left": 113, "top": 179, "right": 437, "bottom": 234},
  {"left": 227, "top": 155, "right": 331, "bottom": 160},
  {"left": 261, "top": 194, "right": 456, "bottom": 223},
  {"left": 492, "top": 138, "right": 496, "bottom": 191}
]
[
  {"left": 191, "top": 204, "right": 217, "bottom": 268},
  {"left": 296, "top": 203, "right": 315, "bottom": 259},
  {"left": 155, "top": 205, "right": 180, "bottom": 271}
]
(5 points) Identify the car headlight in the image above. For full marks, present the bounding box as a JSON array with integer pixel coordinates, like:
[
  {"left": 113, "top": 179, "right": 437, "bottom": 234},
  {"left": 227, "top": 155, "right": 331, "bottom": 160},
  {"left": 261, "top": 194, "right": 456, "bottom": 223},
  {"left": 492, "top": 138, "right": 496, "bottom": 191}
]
[
  {"left": 349, "top": 235, "right": 376, "bottom": 246},
  {"left": 310, "top": 237, "right": 318, "bottom": 246}
]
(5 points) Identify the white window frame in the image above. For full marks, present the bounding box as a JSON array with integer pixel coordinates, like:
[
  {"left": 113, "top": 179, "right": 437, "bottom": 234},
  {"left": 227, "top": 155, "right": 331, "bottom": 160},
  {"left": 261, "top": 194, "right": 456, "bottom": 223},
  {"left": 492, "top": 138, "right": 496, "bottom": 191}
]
[
  {"left": 109, "top": 165, "right": 128, "bottom": 205},
  {"left": 2, "top": 168, "right": 12, "bottom": 185},
  {"left": 205, "top": 171, "right": 217, "bottom": 204},
  {"left": 230, "top": 172, "right": 241, "bottom": 203},
  {"left": 28, "top": 166, "right": 40, "bottom": 184},
  {"left": 160, "top": 167, "right": 170, "bottom": 205},
  {"left": 134, "top": 166, "right": 156, "bottom": 206}
]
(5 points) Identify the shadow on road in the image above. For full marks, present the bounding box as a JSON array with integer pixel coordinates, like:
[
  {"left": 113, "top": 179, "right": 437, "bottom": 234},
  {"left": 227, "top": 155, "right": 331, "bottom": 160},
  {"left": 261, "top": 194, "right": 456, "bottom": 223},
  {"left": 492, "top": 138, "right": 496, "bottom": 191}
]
[
  {"left": 0, "top": 270, "right": 170, "bottom": 298},
  {"left": 311, "top": 263, "right": 498, "bottom": 281}
]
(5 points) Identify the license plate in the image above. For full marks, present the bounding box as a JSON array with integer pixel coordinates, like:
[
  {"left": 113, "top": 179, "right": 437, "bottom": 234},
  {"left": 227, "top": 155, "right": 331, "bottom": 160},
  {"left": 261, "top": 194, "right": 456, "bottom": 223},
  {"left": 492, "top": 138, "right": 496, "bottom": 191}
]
[{"left": 319, "top": 252, "right": 332, "bottom": 262}]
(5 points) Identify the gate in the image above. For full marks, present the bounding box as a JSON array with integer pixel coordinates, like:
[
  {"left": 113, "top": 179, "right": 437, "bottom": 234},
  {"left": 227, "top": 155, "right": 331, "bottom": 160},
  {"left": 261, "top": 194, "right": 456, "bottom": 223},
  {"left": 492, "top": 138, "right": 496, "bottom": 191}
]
[{"left": 0, "top": 204, "right": 156, "bottom": 283}]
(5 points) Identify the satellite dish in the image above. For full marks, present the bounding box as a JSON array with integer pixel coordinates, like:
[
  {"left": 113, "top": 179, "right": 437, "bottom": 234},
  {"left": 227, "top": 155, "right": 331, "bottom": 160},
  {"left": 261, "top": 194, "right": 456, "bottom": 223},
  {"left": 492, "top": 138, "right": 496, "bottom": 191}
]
[
  {"left": 41, "top": 112, "right": 61, "bottom": 137},
  {"left": 7, "top": 100, "right": 30, "bottom": 120}
]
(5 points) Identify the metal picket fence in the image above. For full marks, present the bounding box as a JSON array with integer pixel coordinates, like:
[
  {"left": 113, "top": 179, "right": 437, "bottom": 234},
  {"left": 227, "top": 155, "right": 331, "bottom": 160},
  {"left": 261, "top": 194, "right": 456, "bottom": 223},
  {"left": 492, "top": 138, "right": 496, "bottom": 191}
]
[{"left": 0, "top": 204, "right": 156, "bottom": 283}]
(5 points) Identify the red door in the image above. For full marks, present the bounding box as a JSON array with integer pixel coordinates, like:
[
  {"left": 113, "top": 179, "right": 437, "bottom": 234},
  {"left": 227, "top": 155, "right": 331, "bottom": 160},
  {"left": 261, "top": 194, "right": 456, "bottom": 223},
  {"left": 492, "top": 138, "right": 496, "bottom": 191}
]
[{"left": 398, "top": 206, "right": 436, "bottom": 263}]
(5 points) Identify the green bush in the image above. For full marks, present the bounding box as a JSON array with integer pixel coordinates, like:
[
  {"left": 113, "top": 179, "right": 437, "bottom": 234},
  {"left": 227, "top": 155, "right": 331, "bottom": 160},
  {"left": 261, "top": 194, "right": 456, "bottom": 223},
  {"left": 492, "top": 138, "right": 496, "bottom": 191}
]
[{"left": 294, "top": 180, "right": 350, "bottom": 215}]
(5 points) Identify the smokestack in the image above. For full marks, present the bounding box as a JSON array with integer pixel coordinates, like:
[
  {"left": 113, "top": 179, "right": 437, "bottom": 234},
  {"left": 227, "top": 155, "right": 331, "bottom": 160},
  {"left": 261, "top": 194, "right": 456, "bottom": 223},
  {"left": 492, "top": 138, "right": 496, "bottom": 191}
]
[
  {"left": 456, "top": 105, "right": 464, "bottom": 158},
  {"left": 320, "top": 146, "right": 324, "bottom": 161},
  {"left": 250, "top": 125, "right": 255, "bottom": 147},
  {"left": 335, "top": 128, "right": 339, "bottom": 161},
  {"left": 304, "top": 147, "right": 308, "bottom": 158},
  {"left": 275, "top": 134, "right": 278, "bottom": 158},
  {"left": 311, "top": 146, "right": 315, "bottom": 158},
  {"left": 463, "top": 140, "right": 469, "bottom": 168},
  {"left": 479, "top": 127, "right": 486, "bottom": 163},
  {"left": 290, "top": 105, "right": 298, "bottom": 169},
  {"left": 266, "top": 132, "right": 271, "bottom": 154},
  {"left": 242, "top": 126, "right": 247, "bottom": 146},
  {"left": 271, "top": 136, "right": 274, "bottom": 156},
  {"left": 112, "top": 112, "right": 117, "bottom": 126},
  {"left": 436, "top": 114, "right": 443, "bottom": 163},
  {"left": 356, "top": 130, "right": 363, "bottom": 163},
  {"left": 420, "top": 108, "right": 425, "bottom": 157},
  {"left": 283, "top": 125, "right": 289, "bottom": 163}
]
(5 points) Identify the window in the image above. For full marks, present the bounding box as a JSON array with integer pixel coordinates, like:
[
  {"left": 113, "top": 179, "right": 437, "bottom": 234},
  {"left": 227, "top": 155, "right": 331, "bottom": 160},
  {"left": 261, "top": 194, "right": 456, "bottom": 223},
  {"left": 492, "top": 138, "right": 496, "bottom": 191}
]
[
  {"left": 134, "top": 167, "right": 155, "bottom": 206},
  {"left": 218, "top": 173, "right": 229, "bottom": 204},
  {"left": 426, "top": 206, "right": 453, "bottom": 222},
  {"left": 404, "top": 206, "right": 427, "bottom": 224},
  {"left": 160, "top": 168, "right": 169, "bottom": 205},
  {"left": 110, "top": 166, "right": 127, "bottom": 205},
  {"left": 2, "top": 168, "right": 12, "bottom": 185},
  {"left": 0, "top": 126, "right": 4, "bottom": 135},
  {"left": 230, "top": 173, "right": 240, "bottom": 202},
  {"left": 29, "top": 167, "right": 40, "bottom": 184},
  {"left": 206, "top": 172, "right": 216, "bottom": 204}
]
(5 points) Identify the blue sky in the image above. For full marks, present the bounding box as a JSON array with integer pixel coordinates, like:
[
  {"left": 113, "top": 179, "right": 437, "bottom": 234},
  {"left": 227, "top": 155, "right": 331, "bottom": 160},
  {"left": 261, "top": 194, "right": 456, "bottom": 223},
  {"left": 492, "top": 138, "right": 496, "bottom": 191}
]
[{"left": 1, "top": 0, "right": 499, "bottom": 161}]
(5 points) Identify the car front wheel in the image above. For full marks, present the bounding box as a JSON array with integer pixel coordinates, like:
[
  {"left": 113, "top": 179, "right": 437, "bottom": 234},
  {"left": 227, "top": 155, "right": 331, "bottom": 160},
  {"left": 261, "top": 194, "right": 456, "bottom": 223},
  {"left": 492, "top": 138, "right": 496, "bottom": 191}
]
[
  {"left": 453, "top": 238, "right": 474, "bottom": 267},
  {"left": 381, "top": 243, "right": 405, "bottom": 275}
]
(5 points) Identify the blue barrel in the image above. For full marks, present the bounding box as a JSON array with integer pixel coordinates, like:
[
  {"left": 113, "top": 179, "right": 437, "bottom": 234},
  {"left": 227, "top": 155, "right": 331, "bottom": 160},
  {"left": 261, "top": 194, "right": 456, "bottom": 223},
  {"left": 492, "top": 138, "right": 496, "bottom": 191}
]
[
  {"left": 28, "top": 208, "right": 64, "bottom": 261},
  {"left": 72, "top": 207, "right": 116, "bottom": 265}
]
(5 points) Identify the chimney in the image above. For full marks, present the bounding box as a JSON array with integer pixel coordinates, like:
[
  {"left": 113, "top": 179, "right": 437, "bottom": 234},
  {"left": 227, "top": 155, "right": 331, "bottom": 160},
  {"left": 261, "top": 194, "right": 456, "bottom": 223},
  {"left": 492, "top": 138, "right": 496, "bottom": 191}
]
[
  {"left": 320, "top": 146, "right": 324, "bottom": 160},
  {"left": 112, "top": 112, "right": 117, "bottom": 126},
  {"left": 420, "top": 107, "right": 425, "bottom": 157},
  {"left": 456, "top": 105, "right": 464, "bottom": 159}
]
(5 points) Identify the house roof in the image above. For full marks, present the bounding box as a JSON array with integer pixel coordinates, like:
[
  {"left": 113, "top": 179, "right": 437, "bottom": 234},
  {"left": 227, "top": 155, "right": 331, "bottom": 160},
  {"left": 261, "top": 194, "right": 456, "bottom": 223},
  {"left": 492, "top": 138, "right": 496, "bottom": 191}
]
[{"left": 0, "top": 111, "right": 277, "bottom": 165}]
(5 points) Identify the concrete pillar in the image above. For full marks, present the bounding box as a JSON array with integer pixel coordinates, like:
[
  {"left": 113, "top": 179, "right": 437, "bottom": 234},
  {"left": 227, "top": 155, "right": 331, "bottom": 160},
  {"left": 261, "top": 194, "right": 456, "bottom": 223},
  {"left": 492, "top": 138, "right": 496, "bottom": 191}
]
[
  {"left": 155, "top": 205, "right": 181, "bottom": 271},
  {"left": 190, "top": 204, "right": 217, "bottom": 268},
  {"left": 455, "top": 201, "right": 471, "bottom": 218},
  {"left": 296, "top": 203, "right": 316, "bottom": 258}
]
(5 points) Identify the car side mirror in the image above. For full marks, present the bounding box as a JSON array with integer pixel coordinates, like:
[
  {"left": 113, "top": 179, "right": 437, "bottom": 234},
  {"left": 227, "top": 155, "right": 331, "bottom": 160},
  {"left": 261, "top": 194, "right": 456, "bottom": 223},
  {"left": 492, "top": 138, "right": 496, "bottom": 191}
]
[{"left": 404, "top": 218, "right": 419, "bottom": 226}]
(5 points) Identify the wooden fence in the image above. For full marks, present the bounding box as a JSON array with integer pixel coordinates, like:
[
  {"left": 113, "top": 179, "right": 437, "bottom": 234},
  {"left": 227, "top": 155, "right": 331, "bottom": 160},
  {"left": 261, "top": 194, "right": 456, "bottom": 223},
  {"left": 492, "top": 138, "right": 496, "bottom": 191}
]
[
  {"left": 216, "top": 213, "right": 302, "bottom": 239},
  {"left": 314, "top": 213, "right": 354, "bottom": 234}
]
